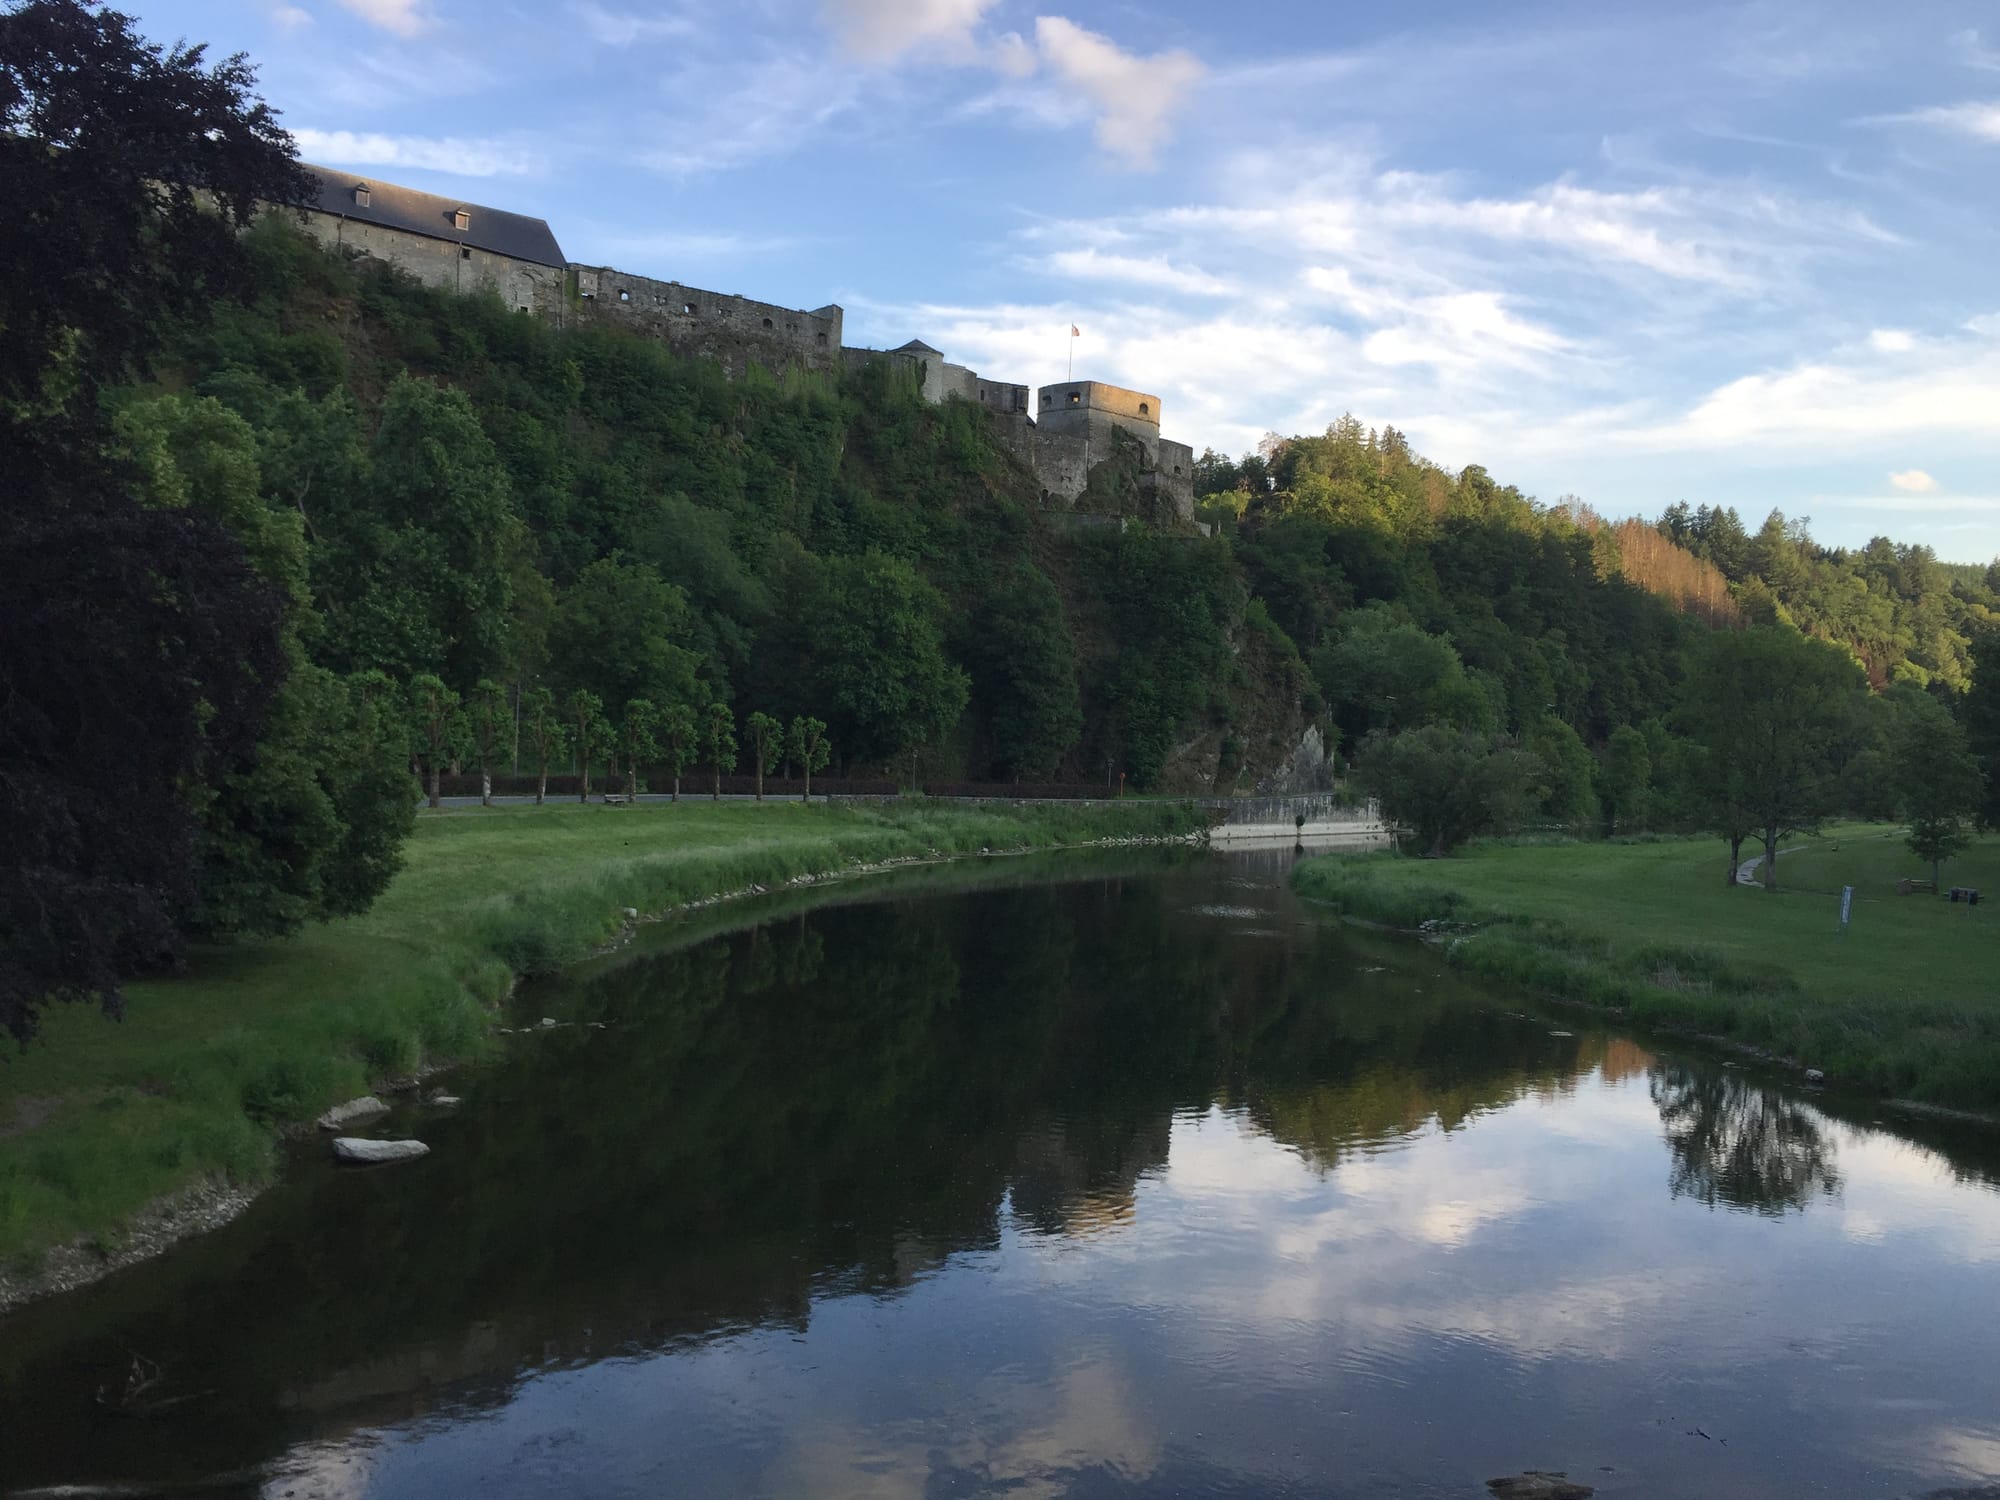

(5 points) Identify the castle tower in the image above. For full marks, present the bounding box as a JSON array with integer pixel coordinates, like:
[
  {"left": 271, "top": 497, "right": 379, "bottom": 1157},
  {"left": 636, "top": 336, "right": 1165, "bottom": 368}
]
[{"left": 1035, "top": 381, "right": 1163, "bottom": 461}]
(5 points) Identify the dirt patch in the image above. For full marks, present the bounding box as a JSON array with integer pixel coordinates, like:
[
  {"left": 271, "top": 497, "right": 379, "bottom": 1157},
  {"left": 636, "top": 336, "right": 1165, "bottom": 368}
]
[{"left": 0, "top": 1095, "right": 60, "bottom": 1140}]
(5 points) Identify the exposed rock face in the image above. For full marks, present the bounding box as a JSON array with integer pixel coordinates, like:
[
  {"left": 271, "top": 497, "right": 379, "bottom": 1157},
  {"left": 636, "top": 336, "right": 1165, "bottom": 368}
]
[
  {"left": 331, "top": 1137, "right": 429, "bottom": 1165},
  {"left": 316, "top": 1096, "right": 390, "bottom": 1132}
]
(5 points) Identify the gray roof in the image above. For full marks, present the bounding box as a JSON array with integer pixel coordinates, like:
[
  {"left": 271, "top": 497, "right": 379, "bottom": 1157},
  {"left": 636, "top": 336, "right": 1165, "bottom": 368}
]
[
  {"left": 300, "top": 163, "right": 567, "bottom": 267},
  {"left": 893, "top": 338, "right": 943, "bottom": 355}
]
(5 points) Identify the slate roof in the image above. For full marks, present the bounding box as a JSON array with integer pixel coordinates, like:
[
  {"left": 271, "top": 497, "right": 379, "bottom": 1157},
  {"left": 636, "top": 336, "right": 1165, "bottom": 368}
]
[
  {"left": 300, "top": 163, "right": 567, "bottom": 267},
  {"left": 893, "top": 338, "right": 943, "bottom": 355}
]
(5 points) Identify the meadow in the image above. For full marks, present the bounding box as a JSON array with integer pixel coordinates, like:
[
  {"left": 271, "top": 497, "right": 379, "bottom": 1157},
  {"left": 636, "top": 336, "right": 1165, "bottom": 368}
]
[{"left": 1293, "top": 824, "right": 2000, "bottom": 1111}]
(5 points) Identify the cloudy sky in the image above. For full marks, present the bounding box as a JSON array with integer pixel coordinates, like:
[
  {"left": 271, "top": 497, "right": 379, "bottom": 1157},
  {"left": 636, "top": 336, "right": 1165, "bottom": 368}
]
[{"left": 144, "top": 0, "right": 2000, "bottom": 558}]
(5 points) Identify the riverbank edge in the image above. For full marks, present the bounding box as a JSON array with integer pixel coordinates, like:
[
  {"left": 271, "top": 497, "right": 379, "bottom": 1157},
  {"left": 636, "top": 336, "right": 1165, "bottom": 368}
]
[
  {"left": 1290, "top": 850, "right": 2000, "bottom": 1118},
  {"left": 0, "top": 804, "right": 1209, "bottom": 1317}
]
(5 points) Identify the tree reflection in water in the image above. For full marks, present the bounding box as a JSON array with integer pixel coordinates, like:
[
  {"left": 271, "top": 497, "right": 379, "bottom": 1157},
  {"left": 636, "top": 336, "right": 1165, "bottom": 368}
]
[{"left": 1649, "top": 1063, "right": 1841, "bottom": 1215}]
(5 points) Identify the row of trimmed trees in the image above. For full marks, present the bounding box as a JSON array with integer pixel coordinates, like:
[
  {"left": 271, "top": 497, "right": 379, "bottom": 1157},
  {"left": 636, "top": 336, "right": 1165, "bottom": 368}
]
[{"left": 405, "top": 676, "right": 832, "bottom": 808}]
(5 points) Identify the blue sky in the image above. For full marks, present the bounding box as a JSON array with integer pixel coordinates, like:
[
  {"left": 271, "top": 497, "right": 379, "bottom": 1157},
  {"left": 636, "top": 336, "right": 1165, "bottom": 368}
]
[{"left": 142, "top": 0, "right": 2000, "bottom": 559}]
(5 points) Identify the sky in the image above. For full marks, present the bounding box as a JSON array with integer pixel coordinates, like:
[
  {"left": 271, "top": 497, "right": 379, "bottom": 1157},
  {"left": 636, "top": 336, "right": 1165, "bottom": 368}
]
[{"left": 136, "top": 0, "right": 2000, "bottom": 559}]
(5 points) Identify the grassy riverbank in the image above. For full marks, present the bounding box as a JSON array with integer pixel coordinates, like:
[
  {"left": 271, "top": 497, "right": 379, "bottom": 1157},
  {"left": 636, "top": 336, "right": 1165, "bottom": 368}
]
[
  {"left": 1293, "top": 825, "right": 2000, "bottom": 1111},
  {"left": 0, "top": 799, "right": 1203, "bottom": 1271}
]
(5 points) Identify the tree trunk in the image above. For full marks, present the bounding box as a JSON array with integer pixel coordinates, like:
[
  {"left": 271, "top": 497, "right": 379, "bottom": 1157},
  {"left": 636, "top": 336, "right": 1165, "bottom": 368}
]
[
  {"left": 802, "top": 765, "right": 811, "bottom": 803},
  {"left": 628, "top": 762, "right": 640, "bottom": 799},
  {"left": 1934, "top": 855, "right": 1943, "bottom": 892},
  {"left": 1762, "top": 829, "right": 1779, "bottom": 891},
  {"left": 579, "top": 757, "right": 589, "bottom": 803},
  {"left": 536, "top": 763, "right": 547, "bottom": 805},
  {"left": 755, "top": 763, "right": 763, "bottom": 802},
  {"left": 1725, "top": 833, "right": 1744, "bottom": 888},
  {"left": 427, "top": 762, "right": 441, "bottom": 809},
  {"left": 713, "top": 766, "right": 721, "bottom": 801},
  {"left": 672, "top": 771, "right": 680, "bottom": 803},
  {"left": 481, "top": 766, "right": 492, "bottom": 809}
]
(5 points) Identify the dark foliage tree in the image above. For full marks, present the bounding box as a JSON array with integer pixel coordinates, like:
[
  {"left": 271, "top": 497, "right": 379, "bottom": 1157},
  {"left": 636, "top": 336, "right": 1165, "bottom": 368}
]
[
  {"left": 1888, "top": 689, "right": 1984, "bottom": 889},
  {"left": 0, "top": 0, "right": 312, "bottom": 410},
  {"left": 1356, "top": 725, "right": 1538, "bottom": 857},
  {"left": 964, "top": 565, "right": 1083, "bottom": 780},
  {"left": 0, "top": 478, "right": 283, "bottom": 1041},
  {"left": 1965, "top": 631, "right": 2000, "bottom": 829}
]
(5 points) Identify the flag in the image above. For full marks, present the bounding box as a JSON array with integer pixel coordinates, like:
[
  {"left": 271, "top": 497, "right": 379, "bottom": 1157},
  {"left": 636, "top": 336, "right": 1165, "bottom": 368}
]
[{"left": 1070, "top": 324, "right": 1080, "bottom": 337}]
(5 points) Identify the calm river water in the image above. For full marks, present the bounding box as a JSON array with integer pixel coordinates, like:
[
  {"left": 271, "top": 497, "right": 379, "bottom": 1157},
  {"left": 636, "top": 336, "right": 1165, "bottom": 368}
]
[{"left": 5, "top": 847, "right": 2000, "bottom": 1499}]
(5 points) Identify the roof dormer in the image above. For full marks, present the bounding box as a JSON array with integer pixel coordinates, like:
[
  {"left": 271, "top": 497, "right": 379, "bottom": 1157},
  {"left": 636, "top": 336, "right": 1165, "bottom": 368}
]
[
  {"left": 353, "top": 184, "right": 371, "bottom": 208},
  {"left": 452, "top": 209, "right": 471, "bottom": 232}
]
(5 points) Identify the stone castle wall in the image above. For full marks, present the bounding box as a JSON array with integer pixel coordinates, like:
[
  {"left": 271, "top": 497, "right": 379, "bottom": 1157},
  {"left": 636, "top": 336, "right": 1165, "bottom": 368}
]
[
  {"left": 296, "top": 207, "right": 568, "bottom": 319},
  {"left": 569, "top": 265, "right": 843, "bottom": 376}
]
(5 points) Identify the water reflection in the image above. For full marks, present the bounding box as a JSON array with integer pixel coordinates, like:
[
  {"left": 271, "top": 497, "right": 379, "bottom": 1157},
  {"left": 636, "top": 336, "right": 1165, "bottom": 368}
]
[
  {"left": 1, "top": 855, "right": 1998, "bottom": 1500},
  {"left": 1650, "top": 1064, "right": 1843, "bottom": 1215}
]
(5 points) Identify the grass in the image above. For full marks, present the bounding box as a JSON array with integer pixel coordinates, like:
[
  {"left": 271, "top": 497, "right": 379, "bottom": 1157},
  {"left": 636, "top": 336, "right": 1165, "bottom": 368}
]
[
  {"left": 1292, "top": 823, "right": 2000, "bottom": 1111},
  {"left": 0, "top": 798, "right": 1204, "bottom": 1267}
]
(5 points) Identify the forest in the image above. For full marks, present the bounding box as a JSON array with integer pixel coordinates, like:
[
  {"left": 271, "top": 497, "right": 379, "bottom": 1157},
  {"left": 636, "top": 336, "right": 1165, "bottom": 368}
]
[{"left": 6, "top": 0, "right": 2000, "bottom": 1046}]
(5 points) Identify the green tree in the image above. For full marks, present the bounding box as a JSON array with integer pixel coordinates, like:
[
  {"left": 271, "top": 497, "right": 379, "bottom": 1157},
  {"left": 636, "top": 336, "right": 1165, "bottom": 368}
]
[
  {"left": 1313, "top": 605, "right": 1494, "bottom": 752},
  {"left": 1965, "top": 631, "right": 2000, "bottom": 829},
  {"left": 964, "top": 565, "right": 1083, "bottom": 780},
  {"left": 547, "top": 554, "right": 704, "bottom": 720},
  {"left": 568, "top": 689, "right": 605, "bottom": 803},
  {"left": 522, "top": 685, "right": 567, "bottom": 806},
  {"left": 659, "top": 703, "right": 698, "bottom": 802},
  {"left": 1356, "top": 725, "right": 1538, "bottom": 857},
  {"left": 787, "top": 716, "right": 831, "bottom": 803},
  {"left": 1525, "top": 716, "right": 1598, "bottom": 829},
  {"left": 746, "top": 711, "right": 783, "bottom": 800},
  {"left": 1889, "top": 690, "right": 1985, "bottom": 890},
  {"left": 706, "top": 702, "right": 737, "bottom": 800},
  {"left": 1596, "top": 724, "right": 1652, "bottom": 834},
  {"left": 406, "top": 674, "right": 465, "bottom": 809},
  {"left": 617, "top": 699, "right": 662, "bottom": 800},
  {"left": 808, "top": 551, "right": 968, "bottom": 771},
  {"left": 466, "top": 678, "right": 509, "bottom": 807},
  {"left": 1681, "top": 626, "right": 1865, "bottom": 889}
]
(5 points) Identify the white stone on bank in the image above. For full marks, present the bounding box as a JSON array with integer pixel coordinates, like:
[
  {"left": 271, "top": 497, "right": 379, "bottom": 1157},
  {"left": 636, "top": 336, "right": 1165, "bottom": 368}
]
[
  {"left": 332, "top": 1137, "right": 429, "bottom": 1164},
  {"left": 316, "top": 1096, "right": 390, "bottom": 1132}
]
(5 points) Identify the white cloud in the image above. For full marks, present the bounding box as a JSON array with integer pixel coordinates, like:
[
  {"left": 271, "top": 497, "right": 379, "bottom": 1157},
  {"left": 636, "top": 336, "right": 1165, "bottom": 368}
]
[
  {"left": 1031, "top": 17, "right": 1203, "bottom": 170},
  {"left": 336, "top": 0, "right": 428, "bottom": 37},
  {"left": 291, "top": 129, "right": 543, "bottom": 177},
  {"left": 989, "top": 29, "right": 1037, "bottom": 79},
  {"left": 1952, "top": 29, "right": 2000, "bottom": 71},
  {"left": 1870, "top": 329, "right": 1916, "bottom": 353},
  {"left": 267, "top": 2, "right": 313, "bottom": 28},
  {"left": 822, "top": 0, "right": 997, "bottom": 63},
  {"left": 1890, "top": 468, "right": 1939, "bottom": 493},
  {"left": 1041, "top": 247, "right": 1234, "bottom": 297},
  {"left": 571, "top": 1, "right": 694, "bottom": 46},
  {"left": 1873, "top": 101, "right": 2000, "bottom": 143},
  {"left": 642, "top": 53, "right": 866, "bottom": 175}
]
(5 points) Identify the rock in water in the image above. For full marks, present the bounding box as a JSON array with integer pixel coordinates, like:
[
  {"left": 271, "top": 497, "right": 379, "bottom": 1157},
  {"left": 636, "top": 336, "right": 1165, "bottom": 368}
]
[
  {"left": 1488, "top": 1475, "right": 1594, "bottom": 1499},
  {"left": 429, "top": 1094, "right": 463, "bottom": 1107},
  {"left": 317, "top": 1096, "right": 390, "bottom": 1132},
  {"left": 1804, "top": 1068, "right": 1826, "bottom": 1085},
  {"left": 332, "top": 1137, "right": 429, "bottom": 1165}
]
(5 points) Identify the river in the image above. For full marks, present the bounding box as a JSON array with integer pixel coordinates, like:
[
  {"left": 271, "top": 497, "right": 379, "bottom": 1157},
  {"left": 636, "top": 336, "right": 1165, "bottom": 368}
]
[{"left": 4, "top": 846, "right": 1999, "bottom": 1498}]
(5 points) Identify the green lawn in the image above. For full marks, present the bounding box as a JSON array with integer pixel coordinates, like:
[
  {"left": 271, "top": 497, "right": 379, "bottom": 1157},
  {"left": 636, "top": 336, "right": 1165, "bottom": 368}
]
[
  {"left": 0, "top": 799, "right": 1202, "bottom": 1267},
  {"left": 1293, "top": 824, "right": 2000, "bottom": 1110}
]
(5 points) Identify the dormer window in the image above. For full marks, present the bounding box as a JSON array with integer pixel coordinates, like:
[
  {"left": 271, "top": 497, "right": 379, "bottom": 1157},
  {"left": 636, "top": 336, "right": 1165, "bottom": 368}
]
[
  {"left": 353, "top": 184, "right": 371, "bottom": 208},
  {"left": 452, "top": 209, "right": 471, "bottom": 231}
]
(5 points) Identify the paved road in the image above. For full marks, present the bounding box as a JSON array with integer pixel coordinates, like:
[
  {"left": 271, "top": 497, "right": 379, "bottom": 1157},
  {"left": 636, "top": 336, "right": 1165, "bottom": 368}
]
[{"left": 1735, "top": 844, "right": 1807, "bottom": 886}]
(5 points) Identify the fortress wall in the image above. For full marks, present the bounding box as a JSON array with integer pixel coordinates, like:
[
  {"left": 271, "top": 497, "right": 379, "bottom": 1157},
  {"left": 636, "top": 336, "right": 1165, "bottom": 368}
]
[
  {"left": 975, "top": 378, "right": 1030, "bottom": 414},
  {"left": 297, "top": 208, "right": 567, "bottom": 317},
  {"left": 571, "top": 265, "right": 843, "bottom": 375}
]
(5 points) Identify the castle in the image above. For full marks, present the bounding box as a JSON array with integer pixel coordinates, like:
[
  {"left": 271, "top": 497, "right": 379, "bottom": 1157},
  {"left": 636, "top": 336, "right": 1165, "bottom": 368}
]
[{"left": 291, "top": 165, "right": 1196, "bottom": 525}]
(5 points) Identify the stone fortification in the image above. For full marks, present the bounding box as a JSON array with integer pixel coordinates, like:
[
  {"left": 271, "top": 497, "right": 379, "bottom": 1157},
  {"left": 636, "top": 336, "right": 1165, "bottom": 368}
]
[
  {"left": 571, "top": 264, "right": 843, "bottom": 376},
  {"left": 287, "top": 163, "right": 1193, "bottom": 526}
]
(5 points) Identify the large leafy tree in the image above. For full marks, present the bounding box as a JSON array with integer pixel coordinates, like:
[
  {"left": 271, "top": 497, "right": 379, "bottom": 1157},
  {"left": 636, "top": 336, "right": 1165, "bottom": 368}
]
[
  {"left": 964, "top": 565, "right": 1083, "bottom": 780},
  {"left": 547, "top": 555, "right": 705, "bottom": 718},
  {"left": 0, "top": 0, "right": 308, "bottom": 1040},
  {"left": 805, "top": 550, "right": 968, "bottom": 772},
  {"left": 1888, "top": 690, "right": 1985, "bottom": 890},
  {"left": 1680, "top": 626, "right": 1866, "bottom": 889},
  {"left": 0, "top": 0, "right": 312, "bottom": 407},
  {"left": 1964, "top": 631, "right": 2000, "bottom": 829},
  {"left": 1356, "top": 725, "right": 1538, "bottom": 857}
]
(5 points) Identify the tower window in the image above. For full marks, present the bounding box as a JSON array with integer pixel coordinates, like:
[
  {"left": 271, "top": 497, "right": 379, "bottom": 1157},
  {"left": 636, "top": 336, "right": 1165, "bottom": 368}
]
[
  {"left": 618, "top": 289, "right": 630, "bottom": 302},
  {"left": 1068, "top": 391, "right": 1081, "bottom": 405},
  {"left": 452, "top": 209, "right": 471, "bottom": 231},
  {"left": 1139, "top": 402, "right": 1150, "bottom": 415},
  {"left": 762, "top": 317, "right": 773, "bottom": 328},
  {"left": 460, "top": 247, "right": 471, "bottom": 259},
  {"left": 682, "top": 302, "right": 696, "bottom": 315}
]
